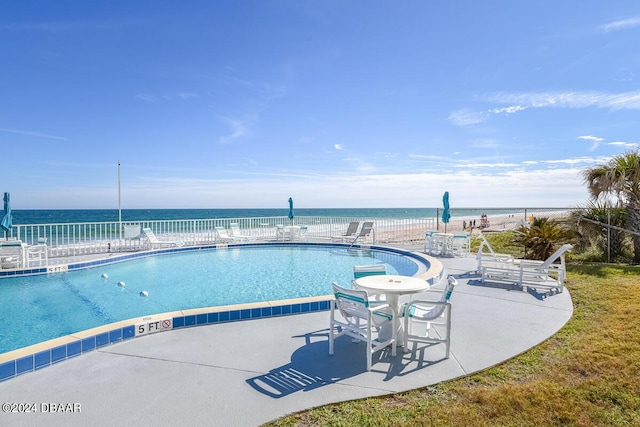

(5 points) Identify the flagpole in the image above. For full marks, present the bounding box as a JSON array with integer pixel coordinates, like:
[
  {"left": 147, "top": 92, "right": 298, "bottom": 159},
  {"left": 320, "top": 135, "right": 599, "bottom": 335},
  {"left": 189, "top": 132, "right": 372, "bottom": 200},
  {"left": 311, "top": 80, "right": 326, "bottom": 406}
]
[{"left": 118, "top": 160, "right": 122, "bottom": 239}]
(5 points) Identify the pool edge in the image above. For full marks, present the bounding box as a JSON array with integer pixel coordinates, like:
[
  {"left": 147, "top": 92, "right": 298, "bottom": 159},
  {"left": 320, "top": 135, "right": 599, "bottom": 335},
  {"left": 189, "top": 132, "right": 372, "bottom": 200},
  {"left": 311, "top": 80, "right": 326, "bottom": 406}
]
[{"left": 0, "top": 243, "right": 443, "bottom": 383}]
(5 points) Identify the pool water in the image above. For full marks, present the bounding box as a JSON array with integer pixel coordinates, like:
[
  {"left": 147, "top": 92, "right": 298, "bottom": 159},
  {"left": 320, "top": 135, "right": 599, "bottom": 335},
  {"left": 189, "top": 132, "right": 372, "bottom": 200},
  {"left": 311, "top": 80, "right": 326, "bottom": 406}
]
[{"left": 0, "top": 245, "right": 420, "bottom": 353}]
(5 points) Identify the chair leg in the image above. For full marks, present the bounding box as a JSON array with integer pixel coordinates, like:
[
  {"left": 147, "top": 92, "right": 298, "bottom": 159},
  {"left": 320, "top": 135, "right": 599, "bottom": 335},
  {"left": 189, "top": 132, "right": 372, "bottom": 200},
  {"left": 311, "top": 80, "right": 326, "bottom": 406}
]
[
  {"left": 403, "top": 312, "right": 411, "bottom": 353},
  {"left": 391, "top": 321, "right": 397, "bottom": 357},
  {"left": 366, "top": 317, "right": 373, "bottom": 371},
  {"left": 329, "top": 304, "right": 335, "bottom": 355},
  {"left": 444, "top": 308, "right": 451, "bottom": 358}
]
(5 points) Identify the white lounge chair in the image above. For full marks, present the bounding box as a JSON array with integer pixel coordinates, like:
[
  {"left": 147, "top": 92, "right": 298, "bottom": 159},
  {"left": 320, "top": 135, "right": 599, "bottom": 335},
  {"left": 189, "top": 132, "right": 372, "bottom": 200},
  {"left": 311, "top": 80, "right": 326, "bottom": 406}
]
[
  {"left": 142, "top": 228, "right": 184, "bottom": 249},
  {"left": 476, "top": 232, "right": 514, "bottom": 271},
  {"left": 331, "top": 221, "right": 360, "bottom": 242},
  {"left": 214, "top": 226, "right": 245, "bottom": 243},
  {"left": 329, "top": 282, "right": 396, "bottom": 371},
  {"left": 347, "top": 221, "right": 375, "bottom": 245},
  {"left": 402, "top": 276, "right": 457, "bottom": 357},
  {"left": 229, "top": 223, "right": 256, "bottom": 241},
  {"left": 480, "top": 244, "right": 573, "bottom": 295}
]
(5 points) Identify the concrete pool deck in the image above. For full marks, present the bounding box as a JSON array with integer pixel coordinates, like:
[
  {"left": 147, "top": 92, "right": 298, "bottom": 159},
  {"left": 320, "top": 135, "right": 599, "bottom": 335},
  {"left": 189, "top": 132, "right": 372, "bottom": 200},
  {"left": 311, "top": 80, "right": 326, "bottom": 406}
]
[{"left": 0, "top": 253, "right": 573, "bottom": 427}]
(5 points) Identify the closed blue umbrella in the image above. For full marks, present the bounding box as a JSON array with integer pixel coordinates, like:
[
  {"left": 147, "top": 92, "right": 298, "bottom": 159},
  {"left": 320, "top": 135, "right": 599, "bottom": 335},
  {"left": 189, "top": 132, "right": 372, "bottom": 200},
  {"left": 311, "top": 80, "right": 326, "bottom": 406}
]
[
  {"left": 288, "top": 197, "right": 294, "bottom": 223},
  {"left": 1, "top": 192, "right": 12, "bottom": 240},
  {"left": 442, "top": 191, "right": 451, "bottom": 233}
]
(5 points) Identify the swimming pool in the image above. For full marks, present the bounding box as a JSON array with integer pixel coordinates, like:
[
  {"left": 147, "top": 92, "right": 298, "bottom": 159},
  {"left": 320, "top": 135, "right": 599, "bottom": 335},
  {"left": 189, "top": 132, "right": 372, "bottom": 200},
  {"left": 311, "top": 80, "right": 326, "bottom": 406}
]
[{"left": 0, "top": 244, "right": 427, "bottom": 354}]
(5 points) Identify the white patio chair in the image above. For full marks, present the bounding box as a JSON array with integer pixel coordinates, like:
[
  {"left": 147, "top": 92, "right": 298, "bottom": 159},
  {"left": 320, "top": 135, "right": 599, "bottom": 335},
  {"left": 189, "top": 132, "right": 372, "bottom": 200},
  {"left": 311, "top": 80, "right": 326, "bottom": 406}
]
[
  {"left": 352, "top": 264, "right": 387, "bottom": 303},
  {"left": 229, "top": 223, "right": 256, "bottom": 241},
  {"left": 424, "top": 230, "right": 440, "bottom": 255},
  {"left": 331, "top": 221, "right": 360, "bottom": 242},
  {"left": 329, "top": 282, "right": 396, "bottom": 371},
  {"left": 142, "top": 228, "right": 184, "bottom": 249},
  {"left": 451, "top": 232, "right": 470, "bottom": 256},
  {"left": 353, "top": 264, "right": 387, "bottom": 279},
  {"left": 298, "top": 225, "right": 309, "bottom": 241},
  {"left": 402, "top": 276, "right": 458, "bottom": 357},
  {"left": 26, "top": 243, "right": 48, "bottom": 267},
  {"left": 275, "top": 224, "right": 286, "bottom": 241},
  {"left": 0, "top": 240, "right": 24, "bottom": 269},
  {"left": 480, "top": 244, "right": 573, "bottom": 295}
]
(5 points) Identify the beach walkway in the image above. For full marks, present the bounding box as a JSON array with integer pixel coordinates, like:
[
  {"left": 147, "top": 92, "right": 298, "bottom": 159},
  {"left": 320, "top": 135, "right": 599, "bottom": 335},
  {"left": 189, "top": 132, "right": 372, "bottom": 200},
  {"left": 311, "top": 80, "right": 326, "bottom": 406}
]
[{"left": 0, "top": 253, "right": 573, "bottom": 427}]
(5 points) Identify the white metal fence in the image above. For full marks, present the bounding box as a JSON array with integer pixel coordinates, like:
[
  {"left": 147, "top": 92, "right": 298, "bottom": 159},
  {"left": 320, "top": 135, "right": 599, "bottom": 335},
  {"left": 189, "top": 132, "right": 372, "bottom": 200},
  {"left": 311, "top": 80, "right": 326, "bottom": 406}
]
[
  {"left": 7, "top": 216, "right": 437, "bottom": 259},
  {"left": 4, "top": 208, "right": 574, "bottom": 261}
]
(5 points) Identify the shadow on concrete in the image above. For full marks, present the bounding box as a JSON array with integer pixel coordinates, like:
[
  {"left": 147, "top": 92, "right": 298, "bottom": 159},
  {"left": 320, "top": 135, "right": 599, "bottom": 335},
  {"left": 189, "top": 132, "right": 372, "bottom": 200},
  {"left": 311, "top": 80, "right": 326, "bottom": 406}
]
[
  {"left": 247, "top": 328, "right": 449, "bottom": 398},
  {"left": 466, "top": 278, "right": 555, "bottom": 301}
]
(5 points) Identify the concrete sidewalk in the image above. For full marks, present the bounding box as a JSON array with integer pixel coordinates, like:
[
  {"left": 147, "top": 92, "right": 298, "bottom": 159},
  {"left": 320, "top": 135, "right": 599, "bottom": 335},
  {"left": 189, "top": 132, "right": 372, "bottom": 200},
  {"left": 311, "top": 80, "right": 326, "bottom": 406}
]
[{"left": 0, "top": 255, "right": 573, "bottom": 427}]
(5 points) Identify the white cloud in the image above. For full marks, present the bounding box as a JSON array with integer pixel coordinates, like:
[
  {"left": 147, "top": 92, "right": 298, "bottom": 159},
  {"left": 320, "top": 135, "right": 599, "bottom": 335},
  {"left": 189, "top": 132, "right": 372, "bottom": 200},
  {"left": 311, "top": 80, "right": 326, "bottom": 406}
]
[
  {"left": 219, "top": 117, "right": 251, "bottom": 144},
  {"left": 11, "top": 151, "right": 598, "bottom": 209},
  {"left": 452, "top": 90, "right": 640, "bottom": 127},
  {"left": 409, "top": 154, "right": 449, "bottom": 160},
  {"left": 601, "top": 16, "right": 640, "bottom": 32},
  {"left": 608, "top": 141, "right": 639, "bottom": 148},
  {"left": 0, "top": 20, "right": 122, "bottom": 33},
  {"left": 448, "top": 109, "right": 487, "bottom": 126},
  {"left": 135, "top": 92, "right": 198, "bottom": 102},
  {"left": 177, "top": 92, "right": 198, "bottom": 100},
  {"left": 0, "top": 128, "right": 67, "bottom": 141},
  {"left": 134, "top": 94, "right": 158, "bottom": 102},
  {"left": 469, "top": 139, "right": 499, "bottom": 149},
  {"left": 454, "top": 161, "right": 520, "bottom": 169},
  {"left": 334, "top": 144, "right": 343, "bottom": 150},
  {"left": 489, "top": 90, "right": 640, "bottom": 111},
  {"left": 22, "top": 167, "right": 587, "bottom": 209},
  {"left": 488, "top": 105, "right": 528, "bottom": 115},
  {"left": 542, "top": 157, "right": 601, "bottom": 165},
  {"left": 578, "top": 135, "right": 604, "bottom": 151}
]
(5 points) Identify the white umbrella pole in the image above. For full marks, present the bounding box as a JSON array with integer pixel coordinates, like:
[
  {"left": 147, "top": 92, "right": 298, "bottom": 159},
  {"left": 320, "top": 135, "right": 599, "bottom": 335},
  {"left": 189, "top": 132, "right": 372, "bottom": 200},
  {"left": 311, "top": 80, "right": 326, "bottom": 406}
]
[{"left": 118, "top": 160, "right": 122, "bottom": 239}]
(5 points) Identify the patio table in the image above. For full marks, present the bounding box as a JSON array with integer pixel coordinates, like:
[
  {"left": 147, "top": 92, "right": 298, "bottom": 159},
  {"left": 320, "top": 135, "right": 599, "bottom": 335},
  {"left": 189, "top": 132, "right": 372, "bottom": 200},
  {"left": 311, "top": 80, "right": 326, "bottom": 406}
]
[{"left": 353, "top": 274, "right": 431, "bottom": 346}]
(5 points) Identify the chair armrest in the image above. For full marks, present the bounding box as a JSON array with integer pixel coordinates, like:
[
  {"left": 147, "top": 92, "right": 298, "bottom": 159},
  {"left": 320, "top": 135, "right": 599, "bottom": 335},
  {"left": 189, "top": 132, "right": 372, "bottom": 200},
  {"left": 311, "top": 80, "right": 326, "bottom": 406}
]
[
  {"left": 407, "top": 300, "right": 448, "bottom": 308},
  {"left": 368, "top": 303, "right": 391, "bottom": 313},
  {"left": 408, "top": 288, "right": 446, "bottom": 299},
  {"left": 516, "top": 259, "right": 544, "bottom": 268}
]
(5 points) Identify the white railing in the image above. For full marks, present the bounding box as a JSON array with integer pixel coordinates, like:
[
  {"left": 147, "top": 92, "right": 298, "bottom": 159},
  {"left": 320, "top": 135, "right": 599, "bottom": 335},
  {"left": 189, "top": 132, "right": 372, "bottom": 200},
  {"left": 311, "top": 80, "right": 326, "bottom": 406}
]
[{"left": 8, "top": 216, "right": 437, "bottom": 259}]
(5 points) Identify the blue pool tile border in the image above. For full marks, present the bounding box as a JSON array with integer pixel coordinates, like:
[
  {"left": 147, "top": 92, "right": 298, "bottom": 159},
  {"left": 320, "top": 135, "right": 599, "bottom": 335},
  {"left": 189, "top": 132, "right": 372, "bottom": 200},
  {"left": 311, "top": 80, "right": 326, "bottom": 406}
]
[
  {"left": 0, "top": 242, "right": 436, "bottom": 383},
  {"left": 0, "top": 241, "right": 431, "bottom": 279},
  {"left": 0, "top": 297, "right": 334, "bottom": 383}
]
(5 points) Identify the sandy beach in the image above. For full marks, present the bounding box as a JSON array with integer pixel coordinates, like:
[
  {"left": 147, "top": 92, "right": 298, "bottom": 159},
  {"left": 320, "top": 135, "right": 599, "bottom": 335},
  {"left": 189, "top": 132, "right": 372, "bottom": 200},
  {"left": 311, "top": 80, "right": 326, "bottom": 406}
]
[{"left": 373, "top": 211, "right": 569, "bottom": 245}]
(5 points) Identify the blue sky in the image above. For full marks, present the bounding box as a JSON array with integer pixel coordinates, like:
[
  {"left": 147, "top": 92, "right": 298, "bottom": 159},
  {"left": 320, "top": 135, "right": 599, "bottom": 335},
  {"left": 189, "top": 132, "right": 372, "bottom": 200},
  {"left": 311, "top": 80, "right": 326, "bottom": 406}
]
[{"left": 2, "top": 1, "right": 639, "bottom": 209}]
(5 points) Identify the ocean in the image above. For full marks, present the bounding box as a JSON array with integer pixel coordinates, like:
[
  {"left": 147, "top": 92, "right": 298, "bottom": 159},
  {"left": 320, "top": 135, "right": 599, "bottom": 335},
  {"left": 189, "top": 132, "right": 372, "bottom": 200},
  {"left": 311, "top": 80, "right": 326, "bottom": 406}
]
[{"left": 10, "top": 207, "right": 555, "bottom": 225}]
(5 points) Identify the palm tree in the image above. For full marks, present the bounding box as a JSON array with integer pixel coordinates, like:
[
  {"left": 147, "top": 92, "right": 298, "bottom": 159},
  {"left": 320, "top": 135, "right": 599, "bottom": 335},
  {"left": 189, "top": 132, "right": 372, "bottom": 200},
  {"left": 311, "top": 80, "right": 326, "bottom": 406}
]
[
  {"left": 570, "top": 201, "right": 628, "bottom": 262},
  {"left": 582, "top": 150, "right": 640, "bottom": 263},
  {"left": 513, "top": 217, "right": 574, "bottom": 260}
]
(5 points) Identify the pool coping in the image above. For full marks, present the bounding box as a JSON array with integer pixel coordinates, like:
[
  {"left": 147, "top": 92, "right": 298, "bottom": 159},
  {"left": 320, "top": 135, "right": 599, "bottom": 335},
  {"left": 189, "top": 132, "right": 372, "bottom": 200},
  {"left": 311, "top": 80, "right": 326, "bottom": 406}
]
[{"left": 0, "top": 242, "right": 443, "bottom": 382}]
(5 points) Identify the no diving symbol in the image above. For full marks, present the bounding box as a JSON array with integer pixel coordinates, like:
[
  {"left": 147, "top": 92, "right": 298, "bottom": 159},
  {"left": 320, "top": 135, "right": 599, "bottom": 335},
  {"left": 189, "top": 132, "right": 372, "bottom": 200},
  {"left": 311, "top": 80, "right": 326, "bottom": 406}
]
[{"left": 162, "top": 320, "right": 171, "bottom": 329}]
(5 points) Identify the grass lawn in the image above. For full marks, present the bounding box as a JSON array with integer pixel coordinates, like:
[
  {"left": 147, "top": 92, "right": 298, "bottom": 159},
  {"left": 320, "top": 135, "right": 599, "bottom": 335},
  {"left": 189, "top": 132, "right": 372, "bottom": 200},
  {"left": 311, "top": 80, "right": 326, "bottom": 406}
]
[{"left": 269, "top": 237, "right": 640, "bottom": 426}]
